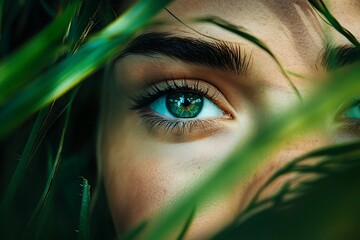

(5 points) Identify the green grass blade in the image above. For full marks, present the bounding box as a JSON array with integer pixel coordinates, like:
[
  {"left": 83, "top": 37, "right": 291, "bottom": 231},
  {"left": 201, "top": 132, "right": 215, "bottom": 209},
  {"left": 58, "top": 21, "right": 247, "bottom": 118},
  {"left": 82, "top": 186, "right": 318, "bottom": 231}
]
[
  {"left": 0, "top": 0, "right": 172, "bottom": 139},
  {"left": 308, "top": 0, "right": 360, "bottom": 47},
  {"left": 0, "top": 3, "right": 76, "bottom": 105},
  {"left": 241, "top": 142, "right": 360, "bottom": 221},
  {"left": 122, "top": 221, "right": 148, "bottom": 240},
  {"left": 21, "top": 88, "right": 77, "bottom": 239},
  {"left": 141, "top": 59, "right": 360, "bottom": 239},
  {"left": 39, "top": 0, "right": 56, "bottom": 17},
  {"left": 215, "top": 146, "right": 360, "bottom": 240},
  {"left": 193, "top": 16, "right": 302, "bottom": 100},
  {"left": 0, "top": 104, "right": 52, "bottom": 213},
  {"left": 0, "top": 0, "right": 4, "bottom": 40},
  {"left": 176, "top": 207, "right": 196, "bottom": 240},
  {"left": 65, "top": 0, "right": 100, "bottom": 54},
  {"left": 78, "top": 177, "right": 91, "bottom": 240}
]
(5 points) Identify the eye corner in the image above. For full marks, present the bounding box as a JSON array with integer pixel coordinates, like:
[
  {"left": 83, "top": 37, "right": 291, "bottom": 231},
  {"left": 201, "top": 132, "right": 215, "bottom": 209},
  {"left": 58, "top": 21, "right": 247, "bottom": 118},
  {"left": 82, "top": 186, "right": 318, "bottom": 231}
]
[
  {"left": 221, "top": 111, "right": 235, "bottom": 120},
  {"left": 335, "top": 99, "right": 360, "bottom": 121}
]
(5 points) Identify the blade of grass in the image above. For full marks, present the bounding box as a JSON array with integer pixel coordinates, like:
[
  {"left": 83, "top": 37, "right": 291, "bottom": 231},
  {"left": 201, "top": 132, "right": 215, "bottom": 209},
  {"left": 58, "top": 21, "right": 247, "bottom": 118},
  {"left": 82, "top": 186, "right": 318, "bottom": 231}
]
[
  {"left": 39, "top": 0, "right": 56, "bottom": 17},
  {"left": 0, "top": 0, "right": 20, "bottom": 56},
  {"left": 21, "top": 88, "right": 77, "bottom": 239},
  {"left": 193, "top": 16, "right": 302, "bottom": 100},
  {"left": 241, "top": 142, "right": 360, "bottom": 223},
  {"left": 176, "top": 207, "right": 196, "bottom": 240},
  {"left": 122, "top": 221, "right": 148, "bottom": 240},
  {"left": 65, "top": 0, "right": 100, "bottom": 53},
  {"left": 215, "top": 146, "right": 360, "bottom": 240},
  {"left": 164, "top": 9, "right": 302, "bottom": 100},
  {"left": 0, "top": 0, "right": 4, "bottom": 40},
  {"left": 0, "top": 104, "right": 52, "bottom": 213},
  {"left": 253, "top": 141, "right": 360, "bottom": 200},
  {"left": 308, "top": 0, "right": 360, "bottom": 47},
  {"left": 0, "top": 0, "right": 172, "bottom": 139},
  {"left": 141, "top": 57, "right": 360, "bottom": 239},
  {"left": 0, "top": 3, "right": 76, "bottom": 105},
  {"left": 78, "top": 177, "right": 91, "bottom": 240}
]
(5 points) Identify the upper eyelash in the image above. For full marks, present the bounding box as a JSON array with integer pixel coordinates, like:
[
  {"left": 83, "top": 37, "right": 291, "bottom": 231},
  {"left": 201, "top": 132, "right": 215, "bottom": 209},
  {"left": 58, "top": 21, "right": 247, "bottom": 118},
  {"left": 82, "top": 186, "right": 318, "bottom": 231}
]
[{"left": 130, "top": 78, "right": 217, "bottom": 110}]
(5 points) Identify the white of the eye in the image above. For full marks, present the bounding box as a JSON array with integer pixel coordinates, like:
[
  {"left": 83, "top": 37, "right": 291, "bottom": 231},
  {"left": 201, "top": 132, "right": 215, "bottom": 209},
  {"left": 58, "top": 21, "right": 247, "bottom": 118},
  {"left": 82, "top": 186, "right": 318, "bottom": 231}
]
[{"left": 149, "top": 95, "right": 223, "bottom": 119}]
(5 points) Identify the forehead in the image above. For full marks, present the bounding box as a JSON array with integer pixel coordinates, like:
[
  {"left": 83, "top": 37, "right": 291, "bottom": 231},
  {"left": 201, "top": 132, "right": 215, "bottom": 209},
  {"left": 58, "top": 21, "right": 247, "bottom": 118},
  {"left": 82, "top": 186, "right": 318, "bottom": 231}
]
[
  {"left": 142, "top": 0, "right": 360, "bottom": 71},
  {"left": 152, "top": 0, "right": 360, "bottom": 33}
]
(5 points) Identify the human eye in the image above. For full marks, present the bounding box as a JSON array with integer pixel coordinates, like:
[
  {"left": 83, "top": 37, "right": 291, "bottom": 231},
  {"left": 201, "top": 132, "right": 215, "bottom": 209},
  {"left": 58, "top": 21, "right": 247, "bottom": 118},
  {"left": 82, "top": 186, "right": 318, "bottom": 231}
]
[
  {"left": 130, "top": 79, "right": 234, "bottom": 141},
  {"left": 344, "top": 99, "right": 360, "bottom": 120},
  {"left": 335, "top": 98, "right": 360, "bottom": 135}
]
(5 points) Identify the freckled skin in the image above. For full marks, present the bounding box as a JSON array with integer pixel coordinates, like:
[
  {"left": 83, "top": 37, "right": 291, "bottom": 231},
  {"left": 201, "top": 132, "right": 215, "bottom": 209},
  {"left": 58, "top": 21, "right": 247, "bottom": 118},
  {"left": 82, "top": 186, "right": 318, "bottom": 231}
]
[{"left": 99, "top": 1, "right": 360, "bottom": 239}]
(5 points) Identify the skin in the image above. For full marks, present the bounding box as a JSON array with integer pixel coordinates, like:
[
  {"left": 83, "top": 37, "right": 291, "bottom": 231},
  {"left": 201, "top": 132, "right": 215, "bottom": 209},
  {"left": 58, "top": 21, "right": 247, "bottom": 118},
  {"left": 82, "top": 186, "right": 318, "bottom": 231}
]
[{"left": 98, "top": 0, "right": 360, "bottom": 239}]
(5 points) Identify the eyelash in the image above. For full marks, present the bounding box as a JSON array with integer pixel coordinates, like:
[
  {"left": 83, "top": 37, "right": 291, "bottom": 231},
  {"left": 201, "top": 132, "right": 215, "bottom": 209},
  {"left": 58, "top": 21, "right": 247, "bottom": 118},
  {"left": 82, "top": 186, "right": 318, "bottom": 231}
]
[{"left": 130, "top": 79, "right": 225, "bottom": 135}]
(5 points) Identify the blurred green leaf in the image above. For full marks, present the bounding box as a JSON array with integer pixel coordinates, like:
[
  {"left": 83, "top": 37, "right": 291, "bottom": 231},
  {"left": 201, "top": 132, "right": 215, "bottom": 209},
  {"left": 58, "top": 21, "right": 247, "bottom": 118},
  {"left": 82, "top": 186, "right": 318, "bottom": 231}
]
[
  {"left": 0, "top": 3, "right": 76, "bottom": 105},
  {"left": 0, "top": 0, "right": 172, "bottom": 139},
  {"left": 21, "top": 88, "right": 76, "bottom": 239},
  {"left": 0, "top": 104, "right": 52, "bottom": 213}
]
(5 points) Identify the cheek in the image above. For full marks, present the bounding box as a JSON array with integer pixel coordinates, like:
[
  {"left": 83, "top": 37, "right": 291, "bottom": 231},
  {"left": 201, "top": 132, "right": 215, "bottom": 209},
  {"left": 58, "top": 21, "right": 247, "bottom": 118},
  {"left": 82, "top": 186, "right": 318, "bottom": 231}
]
[
  {"left": 101, "top": 116, "right": 331, "bottom": 239},
  {"left": 103, "top": 152, "right": 170, "bottom": 234},
  {"left": 101, "top": 124, "right": 245, "bottom": 237}
]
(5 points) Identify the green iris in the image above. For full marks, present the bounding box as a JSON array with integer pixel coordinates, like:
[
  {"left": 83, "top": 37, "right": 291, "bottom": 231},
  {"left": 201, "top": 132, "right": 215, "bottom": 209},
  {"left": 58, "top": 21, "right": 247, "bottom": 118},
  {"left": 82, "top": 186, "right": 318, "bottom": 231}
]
[{"left": 166, "top": 92, "right": 204, "bottom": 118}]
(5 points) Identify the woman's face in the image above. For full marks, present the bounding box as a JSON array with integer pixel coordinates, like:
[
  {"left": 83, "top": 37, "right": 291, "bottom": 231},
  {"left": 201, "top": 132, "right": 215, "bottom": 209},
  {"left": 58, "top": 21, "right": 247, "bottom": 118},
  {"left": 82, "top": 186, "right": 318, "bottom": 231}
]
[{"left": 99, "top": 0, "right": 360, "bottom": 238}]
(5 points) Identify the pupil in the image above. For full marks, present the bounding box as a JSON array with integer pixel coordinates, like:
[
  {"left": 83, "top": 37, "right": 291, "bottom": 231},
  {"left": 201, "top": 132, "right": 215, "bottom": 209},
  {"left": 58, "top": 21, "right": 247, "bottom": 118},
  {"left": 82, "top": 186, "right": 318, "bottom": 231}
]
[
  {"left": 183, "top": 99, "right": 191, "bottom": 107},
  {"left": 166, "top": 93, "right": 204, "bottom": 118}
]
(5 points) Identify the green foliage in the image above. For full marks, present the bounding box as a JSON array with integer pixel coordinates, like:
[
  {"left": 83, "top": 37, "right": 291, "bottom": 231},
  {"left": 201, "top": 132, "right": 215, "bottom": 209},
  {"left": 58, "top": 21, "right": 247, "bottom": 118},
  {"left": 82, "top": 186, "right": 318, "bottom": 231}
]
[
  {"left": 0, "top": 3, "right": 76, "bottom": 105},
  {"left": 0, "top": 0, "right": 172, "bottom": 138}
]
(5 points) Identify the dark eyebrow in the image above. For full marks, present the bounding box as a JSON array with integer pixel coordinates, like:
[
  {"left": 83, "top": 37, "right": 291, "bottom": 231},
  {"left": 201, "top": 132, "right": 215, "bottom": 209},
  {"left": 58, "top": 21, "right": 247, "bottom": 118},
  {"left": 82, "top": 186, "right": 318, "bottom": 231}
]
[
  {"left": 322, "top": 44, "right": 360, "bottom": 70},
  {"left": 115, "top": 32, "right": 251, "bottom": 75}
]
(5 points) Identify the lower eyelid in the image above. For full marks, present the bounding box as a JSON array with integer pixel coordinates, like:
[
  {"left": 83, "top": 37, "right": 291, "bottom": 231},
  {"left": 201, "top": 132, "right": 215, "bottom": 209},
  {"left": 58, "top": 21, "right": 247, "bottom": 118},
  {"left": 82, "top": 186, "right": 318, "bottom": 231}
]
[
  {"left": 136, "top": 110, "right": 228, "bottom": 142},
  {"left": 339, "top": 120, "right": 360, "bottom": 132}
]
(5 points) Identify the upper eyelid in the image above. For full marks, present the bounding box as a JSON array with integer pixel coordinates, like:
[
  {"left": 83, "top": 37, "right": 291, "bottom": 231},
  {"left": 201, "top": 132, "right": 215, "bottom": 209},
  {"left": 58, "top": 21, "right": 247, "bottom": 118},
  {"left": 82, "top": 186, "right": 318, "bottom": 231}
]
[{"left": 132, "top": 79, "right": 222, "bottom": 107}]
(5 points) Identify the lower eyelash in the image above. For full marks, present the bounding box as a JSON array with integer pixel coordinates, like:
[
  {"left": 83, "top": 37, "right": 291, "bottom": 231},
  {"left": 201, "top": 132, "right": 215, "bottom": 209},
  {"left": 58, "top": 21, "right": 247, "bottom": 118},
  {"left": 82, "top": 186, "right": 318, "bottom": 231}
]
[
  {"left": 341, "top": 120, "right": 360, "bottom": 133},
  {"left": 138, "top": 111, "right": 218, "bottom": 135}
]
